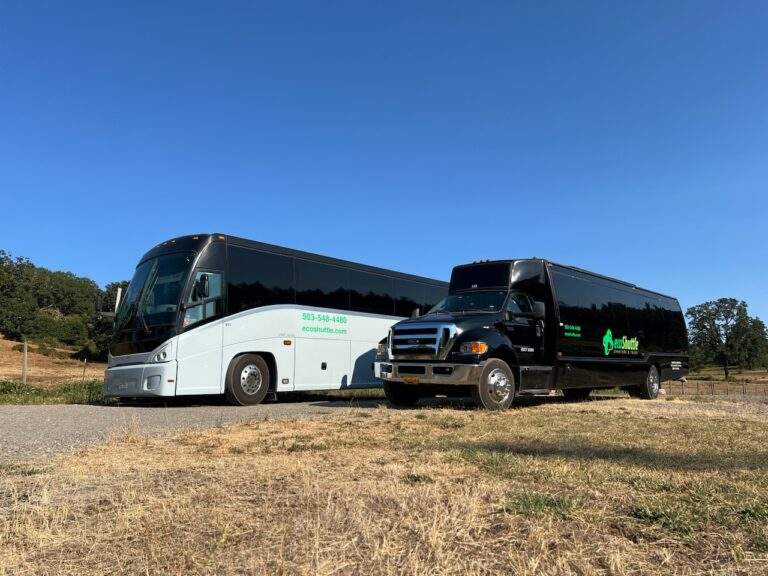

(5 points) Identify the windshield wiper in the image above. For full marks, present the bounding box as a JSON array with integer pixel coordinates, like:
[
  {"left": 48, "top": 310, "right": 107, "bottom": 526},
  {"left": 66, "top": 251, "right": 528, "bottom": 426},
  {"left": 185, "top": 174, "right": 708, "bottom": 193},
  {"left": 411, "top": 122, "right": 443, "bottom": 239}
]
[{"left": 136, "top": 264, "right": 159, "bottom": 334}]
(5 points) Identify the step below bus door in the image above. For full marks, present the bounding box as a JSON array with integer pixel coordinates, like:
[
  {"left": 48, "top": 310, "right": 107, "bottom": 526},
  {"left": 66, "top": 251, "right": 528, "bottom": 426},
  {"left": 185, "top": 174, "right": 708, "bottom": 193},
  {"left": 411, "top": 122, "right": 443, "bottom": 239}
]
[{"left": 518, "top": 366, "right": 554, "bottom": 393}]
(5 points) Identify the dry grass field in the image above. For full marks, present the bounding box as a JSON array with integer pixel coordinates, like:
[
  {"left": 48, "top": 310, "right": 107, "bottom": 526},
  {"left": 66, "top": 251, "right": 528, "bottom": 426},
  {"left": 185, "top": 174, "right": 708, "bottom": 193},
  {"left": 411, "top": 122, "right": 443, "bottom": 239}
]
[
  {"left": 0, "top": 339, "right": 106, "bottom": 386},
  {"left": 1, "top": 398, "right": 767, "bottom": 575}
]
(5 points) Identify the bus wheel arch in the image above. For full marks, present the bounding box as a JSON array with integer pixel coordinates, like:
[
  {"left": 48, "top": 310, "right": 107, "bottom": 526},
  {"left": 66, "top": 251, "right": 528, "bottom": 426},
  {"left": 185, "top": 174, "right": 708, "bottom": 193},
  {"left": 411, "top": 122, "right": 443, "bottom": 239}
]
[
  {"left": 224, "top": 352, "right": 275, "bottom": 406},
  {"left": 486, "top": 346, "right": 519, "bottom": 375}
]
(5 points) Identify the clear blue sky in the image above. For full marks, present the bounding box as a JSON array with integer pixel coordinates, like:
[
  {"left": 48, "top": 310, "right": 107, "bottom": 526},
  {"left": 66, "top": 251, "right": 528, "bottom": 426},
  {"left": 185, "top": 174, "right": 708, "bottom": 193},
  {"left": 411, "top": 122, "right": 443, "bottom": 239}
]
[{"left": 1, "top": 2, "right": 766, "bottom": 319}]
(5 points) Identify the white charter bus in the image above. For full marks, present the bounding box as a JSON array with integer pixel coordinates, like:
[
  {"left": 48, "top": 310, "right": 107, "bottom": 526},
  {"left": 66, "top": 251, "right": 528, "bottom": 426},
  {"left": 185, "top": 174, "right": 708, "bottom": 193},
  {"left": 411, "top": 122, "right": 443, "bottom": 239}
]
[{"left": 105, "top": 234, "right": 447, "bottom": 404}]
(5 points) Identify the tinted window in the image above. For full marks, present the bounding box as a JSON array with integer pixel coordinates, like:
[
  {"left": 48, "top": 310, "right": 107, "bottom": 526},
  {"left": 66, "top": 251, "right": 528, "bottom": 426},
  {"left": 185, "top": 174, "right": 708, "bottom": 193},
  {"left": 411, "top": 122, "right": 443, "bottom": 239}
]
[
  {"left": 450, "top": 263, "right": 511, "bottom": 291},
  {"left": 295, "top": 260, "right": 349, "bottom": 310},
  {"left": 227, "top": 247, "right": 294, "bottom": 313},
  {"left": 394, "top": 279, "right": 426, "bottom": 317},
  {"left": 552, "top": 268, "right": 687, "bottom": 357},
  {"left": 431, "top": 290, "right": 508, "bottom": 314},
  {"left": 188, "top": 271, "right": 223, "bottom": 303},
  {"left": 424, "top": 285, "right": 448, "bottom": 312},
  {"left": 183, "top": 271, "right": 224, "bottom": 328},
  {"left": 349, "top": 270, "right": 394, "bottom": 315},
  {"left": 508, "top": 291, "right": 533, "bottom": 314}
]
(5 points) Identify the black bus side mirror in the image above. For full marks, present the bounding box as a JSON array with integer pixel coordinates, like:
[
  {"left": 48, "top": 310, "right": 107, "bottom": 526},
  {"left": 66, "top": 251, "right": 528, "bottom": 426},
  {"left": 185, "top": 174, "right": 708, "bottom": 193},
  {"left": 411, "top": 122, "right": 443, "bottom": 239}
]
[
  {"left": 533, "top": 301, "right": 546, "bottom": 319},
  {"left": 194, "top": 274, "right": 210, "bottom": 301}
]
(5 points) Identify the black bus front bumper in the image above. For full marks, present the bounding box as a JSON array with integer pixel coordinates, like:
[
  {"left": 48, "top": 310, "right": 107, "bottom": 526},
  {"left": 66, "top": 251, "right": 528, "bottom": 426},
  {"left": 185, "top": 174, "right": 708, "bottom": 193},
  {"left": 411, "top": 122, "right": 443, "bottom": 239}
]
[{"left": 374, "top": 361, "right": 483, "bottom": 386}]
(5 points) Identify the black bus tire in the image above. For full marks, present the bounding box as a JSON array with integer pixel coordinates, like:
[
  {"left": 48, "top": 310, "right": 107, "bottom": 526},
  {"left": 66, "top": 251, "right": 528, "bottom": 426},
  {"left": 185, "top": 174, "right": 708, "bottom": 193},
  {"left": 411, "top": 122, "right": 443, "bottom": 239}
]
[
  {"left": 225, "top": 354, "right": 271, "bottom": 406},
  {"left": 562, "top": 387, "right": 592, "bottom": 401},
  {"left": 384, "top": 382, "right": 421, "bottom": 408},
  {"left": 472, "top": 359, "right": 516, "bottom": 410},
  {"left": 638, "top": 365, "right": 661, "bottom": 400}
]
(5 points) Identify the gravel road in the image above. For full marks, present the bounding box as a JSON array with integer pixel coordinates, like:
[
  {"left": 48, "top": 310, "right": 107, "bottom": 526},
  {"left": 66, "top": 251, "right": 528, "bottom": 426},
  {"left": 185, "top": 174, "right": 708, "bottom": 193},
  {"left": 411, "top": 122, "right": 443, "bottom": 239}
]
[{"left": 0, "top": 398, "right": 383, "bottom": 461}]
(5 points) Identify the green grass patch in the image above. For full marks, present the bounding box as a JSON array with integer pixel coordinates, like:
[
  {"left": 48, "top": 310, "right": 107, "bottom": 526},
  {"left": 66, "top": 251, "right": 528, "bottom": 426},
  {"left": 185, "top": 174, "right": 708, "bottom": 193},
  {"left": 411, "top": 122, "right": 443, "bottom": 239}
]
[
  {"left": 628, "top": 504, "right": 694, "bottom": 536},
  {"left": 738, "top": 501, "right": 768, "bottom": 523},
  {"left": 460, "top": 446, "right": 527, "bottom": 479},
  {"left": 0, "top": 379, "right": 113, "bottom": 405}
]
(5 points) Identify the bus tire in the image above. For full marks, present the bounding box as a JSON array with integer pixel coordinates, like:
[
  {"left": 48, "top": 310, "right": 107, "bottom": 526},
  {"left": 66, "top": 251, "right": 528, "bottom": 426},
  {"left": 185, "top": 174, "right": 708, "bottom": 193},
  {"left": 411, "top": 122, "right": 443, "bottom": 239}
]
[
  {"left": 472, "top": 359, "right": 515, "bottom": 410},
  {"left": 225, "top": 354, "right": 271, "bottom": 406},
  {"left": 638, "top": 364, "right": 661, "bottom": 400},
  {"left": 384, "top": 382, "right": 421, "bottom": 408},
  {"left": 562, "top": 387, "right": 592, "bottom": 401}
]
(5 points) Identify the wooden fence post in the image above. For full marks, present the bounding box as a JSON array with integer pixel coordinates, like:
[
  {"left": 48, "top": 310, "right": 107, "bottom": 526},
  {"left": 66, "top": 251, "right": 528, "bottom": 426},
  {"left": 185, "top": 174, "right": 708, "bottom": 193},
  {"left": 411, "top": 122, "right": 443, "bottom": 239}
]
[{"left": 21, "top": 338, "right": 28, "bottom": 385}]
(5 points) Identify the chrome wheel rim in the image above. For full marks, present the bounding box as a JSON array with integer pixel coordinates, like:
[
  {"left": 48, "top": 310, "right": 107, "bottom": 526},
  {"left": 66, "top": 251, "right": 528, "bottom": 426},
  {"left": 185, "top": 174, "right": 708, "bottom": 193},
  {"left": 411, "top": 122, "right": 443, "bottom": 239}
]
[
  {"left": 648, "top": 367, "right": 660, "bottom": 395},
  {"left": 240, "top": 364, "right": 263, "bottom": 396},
  {"left": 487, "top": 368, "right": 512, "bottom": 403}
]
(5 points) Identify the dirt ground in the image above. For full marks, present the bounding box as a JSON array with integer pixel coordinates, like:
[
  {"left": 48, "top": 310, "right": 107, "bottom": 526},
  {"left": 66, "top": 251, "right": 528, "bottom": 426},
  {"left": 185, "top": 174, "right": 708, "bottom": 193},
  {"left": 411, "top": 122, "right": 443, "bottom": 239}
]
[{"left": 0, "top": 338, "right": 106, "bottom": 386}]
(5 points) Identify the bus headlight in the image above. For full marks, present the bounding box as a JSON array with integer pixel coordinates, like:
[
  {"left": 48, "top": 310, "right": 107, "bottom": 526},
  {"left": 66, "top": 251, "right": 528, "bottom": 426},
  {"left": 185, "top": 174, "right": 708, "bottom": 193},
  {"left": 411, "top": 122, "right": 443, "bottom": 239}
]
[
  {"left": 459, "top": 341, "right": 488, "bottom": 354},
  {"left": 376, "top": 341, "right": 388, "bottom": 359},
  {"left": 150, "top": 345, "right": 171, "bottom": 363}
]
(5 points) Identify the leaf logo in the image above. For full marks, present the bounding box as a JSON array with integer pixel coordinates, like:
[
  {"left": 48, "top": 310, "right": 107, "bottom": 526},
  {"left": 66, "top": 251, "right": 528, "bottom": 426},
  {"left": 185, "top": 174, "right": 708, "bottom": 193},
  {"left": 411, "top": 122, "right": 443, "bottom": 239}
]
[{"left": 603, "top": 329, "right": 614, "bottom": 356}]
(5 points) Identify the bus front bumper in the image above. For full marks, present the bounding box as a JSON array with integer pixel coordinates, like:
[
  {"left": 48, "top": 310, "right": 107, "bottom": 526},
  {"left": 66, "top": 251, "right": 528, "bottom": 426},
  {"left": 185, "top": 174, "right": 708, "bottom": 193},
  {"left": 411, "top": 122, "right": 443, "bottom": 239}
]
[
  {"left": 104, "top": 361, "right": 178, "bottom": 397},
  {"left": 374, "top": 361, "right": 483, "bottom": 386}
]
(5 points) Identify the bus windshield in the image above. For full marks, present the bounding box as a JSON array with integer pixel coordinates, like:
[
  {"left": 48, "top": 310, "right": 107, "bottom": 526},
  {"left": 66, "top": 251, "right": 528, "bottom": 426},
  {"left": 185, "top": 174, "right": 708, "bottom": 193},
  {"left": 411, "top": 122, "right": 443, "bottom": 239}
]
[
  {"left": 427, "top": 290, "right": 508, "bottom": 314},
  {"left": 114, "top": 252, "right": 194, "bottom": 336}
]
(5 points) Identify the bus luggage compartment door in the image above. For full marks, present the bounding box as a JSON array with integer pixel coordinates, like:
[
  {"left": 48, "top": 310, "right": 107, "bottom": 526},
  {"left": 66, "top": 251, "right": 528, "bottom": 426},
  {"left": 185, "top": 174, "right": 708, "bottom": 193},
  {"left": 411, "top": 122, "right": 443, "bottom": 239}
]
[{"left": 294, "top": 338, "right": 351, "bottom": 390}]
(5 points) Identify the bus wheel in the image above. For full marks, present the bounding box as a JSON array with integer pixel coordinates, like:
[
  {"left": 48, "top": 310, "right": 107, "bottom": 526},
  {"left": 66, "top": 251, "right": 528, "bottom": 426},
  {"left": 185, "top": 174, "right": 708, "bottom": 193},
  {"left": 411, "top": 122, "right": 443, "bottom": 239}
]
[
  {"left": 472, "top": 359, "right": 515, "bottom": 410},
  {"left": 226, "top": 354, "right": 271, "bottom": 406},
  {"left": 384, "top": 382, "right": 421, "bottom": 408},
  {"left": 562, "top": 388, "right": 591, "bottom": 401},
  {"left": 638, "top": 365, "right": 660, "bottom": 400}
]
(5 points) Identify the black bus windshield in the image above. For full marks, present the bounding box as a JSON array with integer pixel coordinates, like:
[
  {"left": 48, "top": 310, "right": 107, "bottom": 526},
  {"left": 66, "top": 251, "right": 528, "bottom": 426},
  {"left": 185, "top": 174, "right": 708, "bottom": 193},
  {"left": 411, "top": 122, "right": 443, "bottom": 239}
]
[
  {"left": 112, "top": 252, "right": 194, "bottom": 352},
  {"left": 427, "top": 290, "right": 508, "bottom": 314}
]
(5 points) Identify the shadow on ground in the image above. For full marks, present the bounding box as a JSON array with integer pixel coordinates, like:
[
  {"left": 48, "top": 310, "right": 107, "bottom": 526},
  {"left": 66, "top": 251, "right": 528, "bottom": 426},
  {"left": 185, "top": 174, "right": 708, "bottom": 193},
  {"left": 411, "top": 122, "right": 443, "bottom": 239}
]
[
  {"left": 452, "top": 436, "right": 768, "bottom": 473},
  {"left": 112, "top": 392, "right": 628, "bottom": 410}
]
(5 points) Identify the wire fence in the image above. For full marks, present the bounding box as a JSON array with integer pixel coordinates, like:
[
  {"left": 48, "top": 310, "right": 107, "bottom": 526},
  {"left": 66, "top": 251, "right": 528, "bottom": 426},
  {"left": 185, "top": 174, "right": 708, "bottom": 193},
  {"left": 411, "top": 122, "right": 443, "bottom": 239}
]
[
  {"left": 0, "top": 340, "right": 105, "bottom": 387},
  {"left": 664, "top": 379, "right": 768, "bottom": 399}
]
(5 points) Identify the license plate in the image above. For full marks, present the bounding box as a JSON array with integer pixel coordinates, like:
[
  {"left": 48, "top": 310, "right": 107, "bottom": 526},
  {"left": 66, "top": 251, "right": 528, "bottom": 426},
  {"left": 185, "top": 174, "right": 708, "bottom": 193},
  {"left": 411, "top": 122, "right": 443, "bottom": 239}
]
[{"left": 403, "top": 376, "right": 419, "bottom": 385}]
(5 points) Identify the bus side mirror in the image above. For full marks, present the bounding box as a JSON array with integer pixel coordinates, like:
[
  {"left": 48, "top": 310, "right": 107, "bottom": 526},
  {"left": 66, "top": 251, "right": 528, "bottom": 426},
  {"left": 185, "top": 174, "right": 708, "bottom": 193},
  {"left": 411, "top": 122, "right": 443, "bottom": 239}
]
[
  {"left": 411, "top": 307, "right": 421, "bottom": 318},
  {"left": 194, "top": 274, "right": 210, "bottom": 301},
  {"left": 533, "top": 301, "right": 546, "bottom": 319}
]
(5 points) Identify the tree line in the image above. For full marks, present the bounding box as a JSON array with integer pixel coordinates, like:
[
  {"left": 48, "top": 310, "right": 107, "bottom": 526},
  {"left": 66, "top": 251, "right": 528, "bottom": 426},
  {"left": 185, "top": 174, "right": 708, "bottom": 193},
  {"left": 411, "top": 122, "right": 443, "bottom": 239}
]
[
  {"left": 0, "top": 251, "right": 126, "bottom": 360},
  {"left": 1, "top": 249, "right": 767, "bottom": 374},
  {"left": 686, "top": 298, "right": 768, "bottom": 378}
]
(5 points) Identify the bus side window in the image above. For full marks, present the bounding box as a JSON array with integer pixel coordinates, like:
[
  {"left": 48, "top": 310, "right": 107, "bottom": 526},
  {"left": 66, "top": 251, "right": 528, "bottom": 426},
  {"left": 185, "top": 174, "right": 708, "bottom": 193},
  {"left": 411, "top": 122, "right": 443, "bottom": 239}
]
[
  {"left": 508, "top": 291, "right": 533, "bottom": 315},
  {"left": 184, "top": 271, "right": 223, "bottom": 328}
]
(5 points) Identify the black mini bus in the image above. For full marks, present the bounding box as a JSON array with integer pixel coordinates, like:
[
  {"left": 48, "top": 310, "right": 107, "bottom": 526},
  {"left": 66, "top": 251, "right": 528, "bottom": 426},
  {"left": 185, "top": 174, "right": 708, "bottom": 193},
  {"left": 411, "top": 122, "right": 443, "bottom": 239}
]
[{"left": 375, "top": 259, "right": 688, "bottom": 409}]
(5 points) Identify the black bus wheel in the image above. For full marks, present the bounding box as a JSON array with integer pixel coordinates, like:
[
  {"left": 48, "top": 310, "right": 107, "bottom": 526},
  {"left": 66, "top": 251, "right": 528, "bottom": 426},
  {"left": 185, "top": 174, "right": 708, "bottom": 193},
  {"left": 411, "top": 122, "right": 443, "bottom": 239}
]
[
  {"left": 384, "top": 382, "right": 421, "bottom": 408},
  {"left": 638, "top": 365, "right": 661, "bottom": 400},
  {"left": 225, "top": 354, "right": 271, "bottom": 406},
  {"left": 562, "top": 388, "right": 592, "bottom": 401},
  {"left": 472, "top": 359, "right": 516, "bottom": 410}
]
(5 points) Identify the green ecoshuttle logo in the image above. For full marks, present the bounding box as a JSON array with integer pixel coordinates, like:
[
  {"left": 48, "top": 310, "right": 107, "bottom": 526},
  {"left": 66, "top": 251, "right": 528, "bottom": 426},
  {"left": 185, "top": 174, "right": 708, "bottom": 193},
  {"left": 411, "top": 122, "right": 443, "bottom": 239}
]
[{"left": 602, "top": 329, "right": 640, "bottom": 356}]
